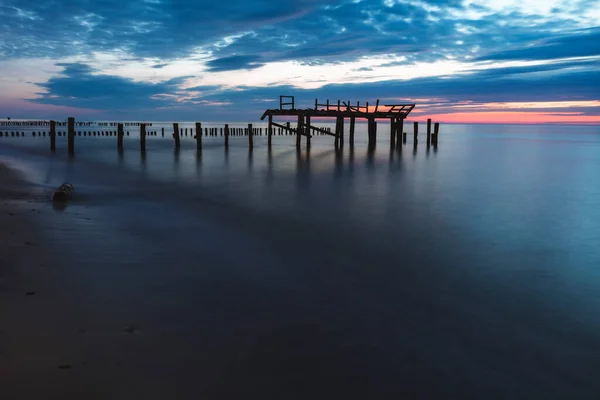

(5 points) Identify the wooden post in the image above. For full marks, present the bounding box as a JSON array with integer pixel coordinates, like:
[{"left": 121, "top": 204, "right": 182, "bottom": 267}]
[
  {"left": 397, "top": 118, "right": 404, "bottom": 147},
  {"left": 195, "top": 122, "right": 202, "bottom": 150},
  {"left": 413, "top": 122, "right": 418, "bottom": 146},
  {"left": 296, "top": 115, "right": 303, "bottom": 148},
  {"left": 433, "top": 122, "right": 440, "bottom": 145},
  {"left": 334, "top": 117, "right": 340, "bottom": 148},
  {"left": 248, "top": 123, "right": 253, "bottom": 149},
  {"left": 173, "top": 123, "right": 181, "bottom": 149},
  {"left": 427, "top": 118, "right": 432, "bottom": 146},
  {"left": 339, "top": 117, "right": 344, "bottom": 148},
  {"left": 349, "top": 117, "right": 355, "bottom": 146},
  {"left": 306, "top": 116, "right": 311, "bottom": 147},
  {"left": 224, "top": 124, "right": 229, "bottom": 148},
  {"left": 67, "top": 117, "right": 75, "bottom": 155},
  {"left": 390, "top": 118, "right": 396, "bottom": 148},
  {"left": 268, "top": 115, "right": 273, "bottom": 148},
  {"left": 140, "top": 123, "right": 147, "bottom": 151},
  {"left": 50, "top": 120, "right": 56, "bottom": 151},
  {"left": 286, "top": 122, "right": 290, "bottom": 136},
  {"left": 117, "top": 123, "right": 124, "bottom": 150}
]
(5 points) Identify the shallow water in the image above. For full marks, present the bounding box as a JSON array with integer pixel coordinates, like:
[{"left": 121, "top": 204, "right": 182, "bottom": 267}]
[{"left": 1, "top": 123, "right": 600, "bottom": 398}]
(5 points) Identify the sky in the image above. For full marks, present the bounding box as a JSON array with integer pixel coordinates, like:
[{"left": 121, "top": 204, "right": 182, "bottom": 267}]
[{"left": 0, "top": 0, "right": 599, "bottom": 123}]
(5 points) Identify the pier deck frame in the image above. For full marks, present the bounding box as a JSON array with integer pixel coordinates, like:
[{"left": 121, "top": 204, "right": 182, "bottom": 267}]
[{"left": 261, "top": 96, "right": 416, "bottom": 149}]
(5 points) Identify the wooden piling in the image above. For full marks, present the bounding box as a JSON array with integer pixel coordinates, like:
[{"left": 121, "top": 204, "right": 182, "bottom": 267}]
[
  {"left": 140, "top": 123, "right": 147, "bottom": 151},
  {"left": 117, "top": 123, "right": 124, "bottom": 150},
  {"left": 427, "top": 118, "right": 432, "bottom": 146},
  {"left": 50, "top": 120, "right": 56, "bottom": 151},
  {"left": 296, "top": 115, "right": 303, "bottom": 148},
  {"left": 349, "top": 117, "right": 355, "bottom": 146},
  {"left": 195, "top": 122, "right": 202, "bottom": 150},
  {"left": 268, "top": 115, "right": 273, "bottom": 148},
  {"left": 413, "top": 122, "right": 418, "bottom": 145},
  {"left": 433, "top": 122, "right": 440, "bottom": 145},
  {"left": 339, "top": 117, "right": 344, "bottom": 148},
  {"left": 173, "top": 123, "right": 181, "bottom": 149},
  {"left": 397, "top": 118, "right": 404, "bottom": 147},
  {"left": 248, "top": 123, "right": 254, "bottom": 149},
  {"left": 367, "top": 118, "right": 375, "bottom": 147},
  {"left": 390, "top": 118, "right": 396, "bottom": 148},
  {"left": 306, "top": 116, "right": 311, "bottom": 147},
  {"left": 224, "top": 124, "right": 229, "bottom": 148},
  {"left": 67, "top": 117, "right": 75, "bottom": 154}
]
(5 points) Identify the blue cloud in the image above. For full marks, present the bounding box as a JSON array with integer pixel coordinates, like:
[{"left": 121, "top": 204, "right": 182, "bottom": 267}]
[
  {"left": 206, "top": 55, "right": 264, "bottom": 72},
  {"left": 476, "top": 28, "right": 600, "bottom": 61},
  {"left": 33, "top": 63, "right": 184, "bottom": 111}
]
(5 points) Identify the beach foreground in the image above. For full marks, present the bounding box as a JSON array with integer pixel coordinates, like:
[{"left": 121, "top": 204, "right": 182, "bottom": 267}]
[{"left": 1, "top": 127, "right": 600, "bottom": 399}]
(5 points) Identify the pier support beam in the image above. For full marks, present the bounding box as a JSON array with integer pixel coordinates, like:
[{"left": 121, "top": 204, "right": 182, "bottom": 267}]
[
  {"left": 390, "top": 118, "right": 396, "bottom": 148},
  {"left": 268, "top": 115, "right": 273, "bottom": 148},
  {"left": 433, "top": 122, "right": 440, "bottom": 146},
  {"left": 195, "top": 122, "right": 202, "bottom": 150},
  {"left": 306, "top": 116, "right": 311, "bottom": 148},
  {"left": 140, "top": 123, "right": 147, "bottom": 152},
  {"left": 427, "top": 118, "right": 432, "bottom": 147},
  {"left": 224, "top": 124, "right": 229, "bottom": 148},
  {"left": 349, "top": 117, "right": 355, "bottom": 147},
  {"left": 296, "top": 115, "right": 303, "bottom": 149},
  {"left": 173, "top": 123, "right": 181, "bottom": 149},
  {"left": 413, "top": 122, "right": 418, "bottom": 146},
  {"left": 397, "top": 118, "right": 404, "bottom": 148},
  {"left": 50, "top": 120, "right": 56, "bottom": 152},
  {"left": 368, "top": 118, "right": 377, "bottom": 149},
  {"left": 339, "top": 117, "right": 344, "bottom": 148},
  {"left": 67, "top": 117, "right": 75, "bottom": 155}
]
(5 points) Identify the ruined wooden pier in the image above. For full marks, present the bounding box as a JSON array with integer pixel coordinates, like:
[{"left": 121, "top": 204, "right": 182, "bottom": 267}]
[
  {"left": 0, "top": 95, "right": 442, "bottom": 154},
  {"left": 261, "top": 95, "right": 439, "bottom": 149}
]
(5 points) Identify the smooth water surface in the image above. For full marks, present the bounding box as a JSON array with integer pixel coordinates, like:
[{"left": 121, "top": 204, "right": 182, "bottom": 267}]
[{"left": 1, "top": 123, "right": 600, "bottom": 398}]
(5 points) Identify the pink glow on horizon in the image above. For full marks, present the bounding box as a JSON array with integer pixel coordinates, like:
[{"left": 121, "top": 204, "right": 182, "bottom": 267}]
[{"left": 413, "top": 112, "right": 600, "bottom": 125}]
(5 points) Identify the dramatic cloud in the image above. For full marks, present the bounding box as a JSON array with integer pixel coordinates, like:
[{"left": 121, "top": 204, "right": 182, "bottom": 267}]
[{"left": 0, "top": 0, "right": 598, "bottom": 122}]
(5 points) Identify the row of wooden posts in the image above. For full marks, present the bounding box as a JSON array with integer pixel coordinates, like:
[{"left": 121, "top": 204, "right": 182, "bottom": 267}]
[
  {"left": 1, "top": 117, "right": 440, "bottom": 154},
  {"left": 0, "top": 121, "right": 154, "bottom": 127}
]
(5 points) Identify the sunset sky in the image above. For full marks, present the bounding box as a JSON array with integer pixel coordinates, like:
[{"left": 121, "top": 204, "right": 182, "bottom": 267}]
[{"left": 0, "top": 0, "right": 599, "bottom": 123}]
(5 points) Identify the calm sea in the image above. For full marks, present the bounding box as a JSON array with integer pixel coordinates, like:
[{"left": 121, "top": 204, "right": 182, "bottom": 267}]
[{"left": 1, "top": 122, "right": 600, "bottom": 398}]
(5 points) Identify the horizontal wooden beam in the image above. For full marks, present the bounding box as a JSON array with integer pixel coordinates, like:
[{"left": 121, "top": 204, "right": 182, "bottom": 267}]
[
  {"left": 260, "top": 106, "right": 415, "bottom": 120},
  {"left": 271, "top": 121, "right": 312, "bottom": 137}
]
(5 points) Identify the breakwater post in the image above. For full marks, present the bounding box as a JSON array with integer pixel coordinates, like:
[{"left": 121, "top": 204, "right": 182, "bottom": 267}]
[
  {"left": 140, "top": 123, "right": 147, "bottom": 151},
  {"left": 248, "top": 123, "right": 254, "bottom": 149},
  {"left": 427, "top": 118, "right": 432, "bottom": 147},
  {"left": 50, "top": 120, "right": 56, "bottom": 151},
  {"left": 224, "top": 124, "right": 229, "bottom": 148},
  {"left": 68, "top": 117, "right": 75, "bottom": 155},
  {"left": 433, "top": 122, "right": 440, "bottom": 146},
  {"left": 413, "top": 122, "right": 418, "bottom": 147},
  {"left": 117, "top": 123, "right": 124, "bottom": 151},
  {"left": 173, "top": 123, "right": 181, "bottom": 149},
  {"left": 195, "top": 122, "right": 202, "bottom": 150}
]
